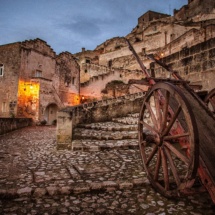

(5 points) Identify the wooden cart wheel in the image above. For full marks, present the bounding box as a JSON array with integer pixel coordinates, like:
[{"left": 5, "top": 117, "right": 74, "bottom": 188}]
[
  {"left": 204, "top": 88, "right": 215, "bottom": 114},
  {"left": 139, "top": 82, "right": 199, "bottom": 198}
]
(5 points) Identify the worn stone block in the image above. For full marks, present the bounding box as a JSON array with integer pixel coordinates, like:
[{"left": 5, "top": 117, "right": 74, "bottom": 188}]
[
  {"left": 17, "top": 187, "right": 32, "bottom": 196},
  {"left": 181, "top": 56, "right": 193, "bottom": 66},
  {"left": 209, "top": 48, "right": 215, "bottom": 59},
  {"left": 194, "top": 51, "right": 208, "bottom": 62},
  {"left": 180, "top": 48, "right": 190, "bottom": 58},
  {"left": 190, "top": 43, "right": 201, "bottom": 55}
]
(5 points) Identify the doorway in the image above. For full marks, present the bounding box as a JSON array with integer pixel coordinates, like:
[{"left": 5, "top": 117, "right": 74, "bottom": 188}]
[{"left": 44, "top": 103, "right": 58, "bottom": 125}]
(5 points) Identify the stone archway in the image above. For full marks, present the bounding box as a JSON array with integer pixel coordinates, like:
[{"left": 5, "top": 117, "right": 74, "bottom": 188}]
[{"left": 44, "top": 103, "right": 58, "bottom": 125}]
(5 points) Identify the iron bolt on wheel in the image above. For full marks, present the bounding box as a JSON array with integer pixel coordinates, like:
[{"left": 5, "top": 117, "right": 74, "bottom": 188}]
[{"left": 138, "top": 82, "right": 199, "bottom": 197}]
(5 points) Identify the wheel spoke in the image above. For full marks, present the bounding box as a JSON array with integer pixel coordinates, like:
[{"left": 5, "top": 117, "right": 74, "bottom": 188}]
[
  {"left": 164, "top": 146, "right": 181, "bottom": 186},
  {"left": 161, "top": 148, "right": 169, "bottom": 190},
  {"left": 145, "top": 102, "right": 159, "bottom": 131},
  {"left": 138, "top": 83, "right": 198, "bottom": 198},
  {"left": 163, "top": 132, "right": 189, "bottom": 141},
  {"left": 153, "top": 90, "right": 162, "bottom": 131},
  {"left": 154, "top": 148, "right": 161, "bottom": 181},
  {"left": 161, "top": 90, "right": 170, "bottom": 132},
  {"left": 139, "top": 120, "right": 158, "bottom": 134},
  {"left": 146, "top": 145, "right": 158, "bottom": 166},
  {"left": 162, "top": 106, "right": 182, "bottom": 137},
  {"left": 164, "top": 141, "right": 189, "bottom": 164}
]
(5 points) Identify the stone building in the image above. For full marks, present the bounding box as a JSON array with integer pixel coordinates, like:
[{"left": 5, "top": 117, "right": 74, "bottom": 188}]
[
  {"left": 75, "top": 0, "right": 215, "bottom": 99},
  {"left": 0, "top": 38, "right": 80, "bottom": 124}
]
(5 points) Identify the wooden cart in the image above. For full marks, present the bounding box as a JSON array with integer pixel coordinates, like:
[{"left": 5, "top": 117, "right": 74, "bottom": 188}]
[{"left": 126, "top": 38, "right": 215, "bottom": 203}]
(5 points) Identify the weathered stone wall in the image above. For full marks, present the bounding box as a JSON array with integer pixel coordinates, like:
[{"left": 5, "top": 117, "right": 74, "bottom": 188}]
[
  {"left": 56, "top": 52, "right": 80, "bottom": 106},
  {"left": 21, "top": 38, "right": 56, "bottom": 58},
  {"left": 0, "top": 38, "right": 80, "bottom": 124},
  {"left": 56, "top": 92, "right": 145, "bottom": 149},
  {"left": 80, "top": 67, "right": 145, "bottom": 99},
  {"left": 74, "top": 49, "right": 100, "bottom": 83},
  {"left": 0, "top": 118, "right": 32, "bottom": 135},
  {"left": 174, "top": 0, "right": 215, "bottom": 20},
  {"left": 95, "top": 37, "right": 127, "bottom": 54},
  {"left": 99, "top": 23, "right": 196, "bottom": 69},
  {"left": 154, "top": 37, "right": 215, "bottom": 91},
  {"left": 138, "top": 11, "right": 170, "bottom": 27},
  {"left": 18, "top": 40, "right": 57, "bottom": 122},
  {"left": 0, "top": 43, "right": 21, "bottom": 118}
]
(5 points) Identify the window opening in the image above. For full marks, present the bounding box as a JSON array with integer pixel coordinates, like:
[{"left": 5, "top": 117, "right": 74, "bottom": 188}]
[
  {"left": 86, "top": 59, "right": 91, "bottom": 64},
  {"left": 35, "top": 70, "right": 42, "bottom": 77},
  {"left": 0, "top": 64, "right": 4, "bottom": 76}
]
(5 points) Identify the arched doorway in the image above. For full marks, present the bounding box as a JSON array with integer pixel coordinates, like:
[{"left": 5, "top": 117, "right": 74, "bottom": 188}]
[{"left": 44, "top": 103, "right": 58, "bottom": 125}]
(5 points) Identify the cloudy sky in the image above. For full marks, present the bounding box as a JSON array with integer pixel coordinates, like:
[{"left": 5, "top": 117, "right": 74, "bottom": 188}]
[{"left": 0, "top": 0, "right": 187, "bottom": 54}]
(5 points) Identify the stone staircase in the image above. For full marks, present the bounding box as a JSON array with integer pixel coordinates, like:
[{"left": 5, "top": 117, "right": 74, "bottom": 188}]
[{"left": 72, "top": 113, "right": 139, "bottom": 151}]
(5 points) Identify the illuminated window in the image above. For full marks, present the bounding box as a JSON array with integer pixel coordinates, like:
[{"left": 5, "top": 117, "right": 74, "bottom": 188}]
[
  {"left": 0, "top": 64, "right": 4, "bottom": 76},
  {"left": 2, "top": 102, "right": 7, "bottom": 113},
  {"left": 35, "top": 70, "right": 42, "bottom": 77}
]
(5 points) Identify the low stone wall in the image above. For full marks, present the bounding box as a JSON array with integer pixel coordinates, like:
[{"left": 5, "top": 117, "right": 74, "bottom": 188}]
[
  {"left": 0, "top": 118, "right": 33, "bottom": 135},
  {"left": 56, "top": 92, "right": 146, "bottom": 149}
]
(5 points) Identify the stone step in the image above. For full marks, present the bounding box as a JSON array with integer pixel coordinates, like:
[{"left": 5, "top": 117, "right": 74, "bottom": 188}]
[
  {"left": 72, "top": 139, "right": 138, "bottom": 151},
  {"left": 112, "top": 116, "right": 138, "bottom": 125},
  {"left": 127, "top": 113, "right": 139, "bottom": 118},
  {"left": 73, "top": 128, "right": 138, "bottom": 140},
  {"left": 77, "top": 122, "right": 137, "bottom": 131}
]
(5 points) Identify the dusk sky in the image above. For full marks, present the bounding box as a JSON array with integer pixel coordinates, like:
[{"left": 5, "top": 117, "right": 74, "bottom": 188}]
[{"left": 0, "top": 0, "right": 187, "bottom": 54}]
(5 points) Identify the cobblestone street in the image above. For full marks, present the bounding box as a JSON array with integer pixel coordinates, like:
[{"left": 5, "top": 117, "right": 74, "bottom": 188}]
[{"left": 0, "top": 126, "right": 214, "bottom": 214}]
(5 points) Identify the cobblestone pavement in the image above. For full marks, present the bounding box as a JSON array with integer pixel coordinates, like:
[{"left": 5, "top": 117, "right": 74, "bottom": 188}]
[{"left": 0, "top": 125, "right": 214, "bottom": 214}]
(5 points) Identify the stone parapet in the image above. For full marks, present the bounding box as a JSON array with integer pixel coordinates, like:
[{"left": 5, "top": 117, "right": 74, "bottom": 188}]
[{"left": 0, "top": 118, "right": 32, "bottom": 135}]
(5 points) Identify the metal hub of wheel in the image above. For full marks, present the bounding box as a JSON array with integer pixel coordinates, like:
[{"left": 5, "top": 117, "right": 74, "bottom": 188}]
[{"left": 138, "top": 82, "right": 199, "bottom": 197}]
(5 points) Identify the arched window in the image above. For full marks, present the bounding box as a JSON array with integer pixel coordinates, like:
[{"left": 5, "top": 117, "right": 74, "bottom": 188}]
[{"left": 0, "top": 64, "right": 4, "bottom": 76}]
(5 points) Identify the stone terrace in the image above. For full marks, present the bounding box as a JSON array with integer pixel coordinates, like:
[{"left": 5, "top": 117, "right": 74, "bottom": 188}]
[{"left": 0, "top": 120, "right": 214, "bottom": 214}]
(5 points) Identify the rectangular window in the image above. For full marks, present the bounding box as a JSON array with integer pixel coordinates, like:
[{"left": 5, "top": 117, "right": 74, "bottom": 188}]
[
  {"left": 35, "top": 70, "right": 42, "bottom": 77},
  {"left": 0, "top": 64, "right": 4, "bottom": 76},
  {"left": 2, "top": 102, "right": 7, "bottom": 113},
  {"left": 72, "top": 77, "right": 75, "bottom": 85}
]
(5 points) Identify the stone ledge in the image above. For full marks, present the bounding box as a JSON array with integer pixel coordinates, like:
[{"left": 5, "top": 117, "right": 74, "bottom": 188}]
[{"left": 0, "top": 179, "right": 145, "bottom": 199}]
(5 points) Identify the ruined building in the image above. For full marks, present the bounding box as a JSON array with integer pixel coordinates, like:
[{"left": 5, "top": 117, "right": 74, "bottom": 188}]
[
  {"left": 0, "top": 39, "right": 80, "bottom": 124},
  {"left": 75, "top": 0, "right": 215, "bottom": 100}
]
